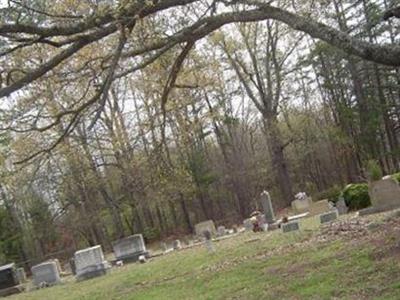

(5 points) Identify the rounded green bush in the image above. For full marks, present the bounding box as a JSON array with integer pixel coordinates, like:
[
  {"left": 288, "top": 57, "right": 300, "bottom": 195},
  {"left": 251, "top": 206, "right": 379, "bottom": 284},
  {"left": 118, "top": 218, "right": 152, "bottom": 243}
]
[{"left": 341, "top": 183, "right": 371, "bottom": 210}]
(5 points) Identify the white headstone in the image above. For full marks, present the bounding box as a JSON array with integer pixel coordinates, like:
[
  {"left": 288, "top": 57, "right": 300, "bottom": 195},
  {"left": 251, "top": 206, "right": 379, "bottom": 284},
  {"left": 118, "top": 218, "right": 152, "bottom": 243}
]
[
  {"left": 173, "top": 240, "right": 182, "bottom": 250},
  {"left": 74, "top": 245, "right": 109, "bottom": 280},
  {"left": 31, "top": 261, "right": 61, "bottom": 287}
]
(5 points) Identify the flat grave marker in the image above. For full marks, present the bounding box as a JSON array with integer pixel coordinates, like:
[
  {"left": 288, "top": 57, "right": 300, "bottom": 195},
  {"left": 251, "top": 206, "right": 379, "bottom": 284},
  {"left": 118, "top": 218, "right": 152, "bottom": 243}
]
[{"left": 281, "top": 221, "right": 300, "bottom": 233}]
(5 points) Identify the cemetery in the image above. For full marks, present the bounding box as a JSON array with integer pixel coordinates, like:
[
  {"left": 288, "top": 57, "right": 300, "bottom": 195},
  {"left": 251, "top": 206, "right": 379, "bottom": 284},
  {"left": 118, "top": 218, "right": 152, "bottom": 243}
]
[
  {"left": 0, "top": 182, "right": 399, "bottom": 299},
  {"left": 1, "top": 2, "right": 400, "bottom": 298}
]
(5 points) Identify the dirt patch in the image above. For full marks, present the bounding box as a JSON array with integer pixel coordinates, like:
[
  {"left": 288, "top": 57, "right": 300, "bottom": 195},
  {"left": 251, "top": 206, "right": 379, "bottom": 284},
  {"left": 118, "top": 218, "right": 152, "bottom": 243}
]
[{"left": 317, "top": 218, "right": 371, "bottom": 241}]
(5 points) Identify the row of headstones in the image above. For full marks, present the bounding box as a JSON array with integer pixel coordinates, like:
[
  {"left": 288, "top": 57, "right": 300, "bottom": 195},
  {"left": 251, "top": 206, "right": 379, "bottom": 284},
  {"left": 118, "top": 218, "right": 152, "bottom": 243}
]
[
  {"left": 0, "top": 234, "right": 149, "bottom": 294},
  {"left": 243, "top": 190, "right": 346, "bottom": 233},
  {"left": 160, "top": 221, "right": 239, "bottom": 253},
  {"left": 281, "top": 209, "right": 340, "bottom": 233}
]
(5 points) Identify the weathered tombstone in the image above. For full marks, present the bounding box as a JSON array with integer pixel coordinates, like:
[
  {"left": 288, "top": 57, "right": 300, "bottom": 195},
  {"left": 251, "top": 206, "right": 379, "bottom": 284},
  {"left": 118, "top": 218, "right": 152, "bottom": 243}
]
[
  {"left": 74, "top": 245, "right": 109, "bottom": 280},
  {"left": 161, "top": 242, "right": 168, "bottom": 252},
  {"left": 320, "top": 210, "right": 339, "bottom": 224},
  {"left": 195, "top": 220, "right": 216, "bottom": 237},
  {"left": 217, "top": 226, "right": 226, "bottom": 237},
  {"left": 309, "top": 199, "right": 332, "bottom": 216},
  {"left": 203, "top": 230, "right": 215, "bottom": 253},
  {"left": 172, "top": 240, "right": 182, "bottom": 250},
  {"left": 260, "top": 191, "right": 275, "bottom": 223},
  {"left": 15, "top": 268, "right": 26, "bottom": 283},
  {"left": 336, "top": 197, "right": 348, "bottom": 215},
  {"left": 369, "top": 178, "right": 400, "bottom": 209},
  {"left": 291, "top": 193, "right": 311, "bottom": 214},
  {"left": 0, "top": 263, "right": 23, "bottom": 297},
  {"left": 261, "top": 223, "right": 268, "bottom": 232},
  {"left": 51, "top": 258, "right": 63, "bottom": 275},
  {"left": 31, "top": 261, "right": 61, "bottom": 287},
  {"left": 112, "top": 234, "right": 149, "bottom": 263},
  {"left": 243, "top": 218, "right": 253, "bottom": 231},
  {"left": 281, "top": 221, "right": 300, "bottom": 233}
]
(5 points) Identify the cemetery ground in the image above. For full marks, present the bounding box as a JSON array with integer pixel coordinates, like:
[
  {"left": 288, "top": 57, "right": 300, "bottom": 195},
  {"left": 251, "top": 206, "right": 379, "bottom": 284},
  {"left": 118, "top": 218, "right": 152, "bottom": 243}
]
[{"left": 9, "top": 212, "right": 400, "bottom": 300}]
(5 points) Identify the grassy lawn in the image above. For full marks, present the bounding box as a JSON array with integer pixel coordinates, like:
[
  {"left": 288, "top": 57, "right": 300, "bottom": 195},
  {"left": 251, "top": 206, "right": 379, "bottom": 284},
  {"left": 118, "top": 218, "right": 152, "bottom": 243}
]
[{"left": 9, "top": 213, "right": 400, "bottom": 300}]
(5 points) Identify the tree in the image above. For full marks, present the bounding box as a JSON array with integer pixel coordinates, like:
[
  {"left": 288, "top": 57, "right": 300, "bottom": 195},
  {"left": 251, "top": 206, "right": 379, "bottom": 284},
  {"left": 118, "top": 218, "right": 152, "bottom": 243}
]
[{"left": 1, "top": 0, "right": 400, "bottom": 165}]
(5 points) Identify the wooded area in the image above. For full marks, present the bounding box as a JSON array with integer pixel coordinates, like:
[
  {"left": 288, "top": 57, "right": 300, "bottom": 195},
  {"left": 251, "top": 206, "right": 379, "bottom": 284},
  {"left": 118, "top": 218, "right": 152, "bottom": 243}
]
[{"left": 0, "top": 0, "right": 399, "bottom": 268}]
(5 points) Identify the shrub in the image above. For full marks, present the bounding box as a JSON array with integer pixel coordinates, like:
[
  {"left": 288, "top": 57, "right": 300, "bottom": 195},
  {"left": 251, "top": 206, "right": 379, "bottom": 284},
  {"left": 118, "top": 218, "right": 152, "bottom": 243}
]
[
  {"left": 143, "top": 227, "right": 161, "bottom": 241},
  {"left": 366, "top": 159, "right": 382, "bottom": 181},
  {"left": 341, "top": 183, "right": 371, "bottom": 210},
  {"left": 315, "top": 185, "right": 342, "bottom": 203},
  {"left": 391, "top": 172, "right": 400, "bottom": 183}
]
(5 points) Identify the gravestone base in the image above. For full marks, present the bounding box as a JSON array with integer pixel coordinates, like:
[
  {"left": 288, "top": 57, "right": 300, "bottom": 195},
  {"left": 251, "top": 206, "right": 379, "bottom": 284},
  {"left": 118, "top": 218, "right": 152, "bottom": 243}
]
[
  {"left": 76, "top": 262, "right": 109, "bottom": 281},
  {"left": 116, "top": 251, "right": 150, "bottom": 263},
  {"left": 359, "top": 204, "right": 400, "bottom": 216},
  {"left": 0, "top": 285, "right": 24, "bottom": 297}
]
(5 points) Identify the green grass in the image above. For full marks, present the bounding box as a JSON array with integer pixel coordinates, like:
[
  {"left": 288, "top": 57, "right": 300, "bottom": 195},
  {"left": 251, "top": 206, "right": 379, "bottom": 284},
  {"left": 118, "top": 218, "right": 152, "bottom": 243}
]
[{"left": 10, "top": 214, "right": 400, "bottom": 300}]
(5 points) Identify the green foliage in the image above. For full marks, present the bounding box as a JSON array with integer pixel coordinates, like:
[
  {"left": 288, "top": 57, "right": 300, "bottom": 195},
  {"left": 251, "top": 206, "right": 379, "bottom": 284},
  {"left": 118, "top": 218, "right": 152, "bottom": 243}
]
[
  {"left": 28, "top": 195, "right": 58, "bottom": 251},
  {"left": 0, "top": 206, "right": 23, "bottom": 264},
  {"left": 142, "top": 227, "right": 160, "bottom": 241},
  {"left": 391, "top": 172, "right": 400, "bottom": 183},
  {"left": 315, "top": 185, "right": 342, "bottom": 203},
  {"left": 366, "top": 160, "right": 382, "bottom": 181},
  {"left": 341, "top": 184, "right": 371, "bottom": 210}
]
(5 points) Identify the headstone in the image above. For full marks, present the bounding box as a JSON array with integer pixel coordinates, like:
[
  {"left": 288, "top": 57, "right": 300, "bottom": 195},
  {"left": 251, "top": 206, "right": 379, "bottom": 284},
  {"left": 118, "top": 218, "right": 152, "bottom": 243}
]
[
  {"left": 261, "top": 223, "right": 268, "bottom": 232},
  {"left": 243, "top": 218, "right": 253, "bottom": 231},
  {"left": 217, "top": 226, "right": 226, "bottom": 237},
  {"left": 291, "top": 194, "right": 311, "bottom": 214},
  {"left": 320, "top": 210, "right": 338, "bottom": 224},
  {"left": 336, "top": 197, "right": 348, "bottom": 215},
  {"left": 203, "top": 230, "right": 215, "bottom": 253},
  {"left": 172, "top": 240, "right": 182, "bottom": 250},
  {"left": 369, "top": 178, "right": 400, "bottom": 209},
  {"left": 260, "top": 191, "right": 275, "bottom": 223},
  {"left": 74, "top": 245, "right": 109, "bottom": 280},
  {"left": 31, "top": 261, "right": 61, "bottom": 287},
  {"left": 51, "top": 259, "right": 63, "bottom": 275},
  {"left": 161, "top": 242, "right": 168, "bottom": 252},
  {"left": 281, "top": 221, "right": 300, "bottom": 233},
  {"left": 0, "top": 263, "right": 22, "bottom": 297},
  {"left": 195, "top": 220, "right": 216, "bottom": 237},
  {"left": 15, "top": 268, "right": 26, "bottom": 283},
  {"left": 112, "top": 234, "right": 149, "bottom": 263},
  {"left": 309, "top": 199, "right": 332, "bottom": 216}
]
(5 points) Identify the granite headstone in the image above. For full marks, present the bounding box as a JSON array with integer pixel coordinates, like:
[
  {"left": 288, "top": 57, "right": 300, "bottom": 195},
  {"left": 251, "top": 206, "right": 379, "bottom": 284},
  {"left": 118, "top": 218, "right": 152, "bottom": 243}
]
[{"left": 112, "top": 234, "right": 149, "bottom": 263}]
